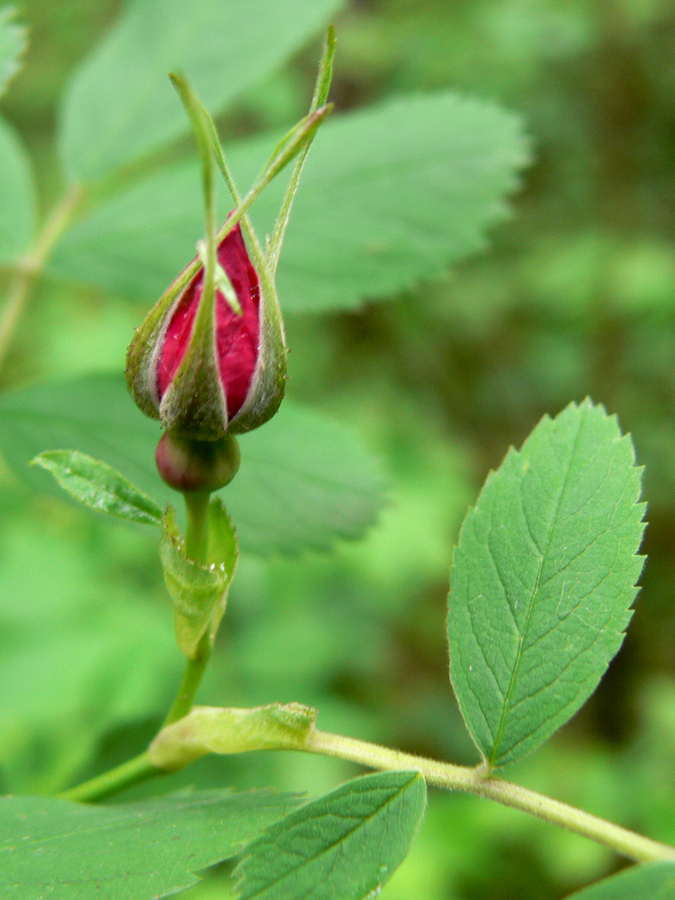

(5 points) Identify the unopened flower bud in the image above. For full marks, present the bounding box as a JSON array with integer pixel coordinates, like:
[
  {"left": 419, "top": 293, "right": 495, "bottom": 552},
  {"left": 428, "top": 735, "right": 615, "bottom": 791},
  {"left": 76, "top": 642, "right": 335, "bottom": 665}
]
[{"left": 126, "top": 223, "right": 286, "bottom": 441}]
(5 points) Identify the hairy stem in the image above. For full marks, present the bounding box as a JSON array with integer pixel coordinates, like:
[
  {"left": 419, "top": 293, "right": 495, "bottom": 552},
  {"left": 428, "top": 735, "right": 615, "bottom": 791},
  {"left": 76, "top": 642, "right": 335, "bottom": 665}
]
[
  {"left": 305, "top": 729, "right": 675, "bottom": 864},
  {"left": 0, "top": 184, "right": 83, "bottom": 370},
  {"left": 57, "top": 700, "right": 675, "bottom": 863}
]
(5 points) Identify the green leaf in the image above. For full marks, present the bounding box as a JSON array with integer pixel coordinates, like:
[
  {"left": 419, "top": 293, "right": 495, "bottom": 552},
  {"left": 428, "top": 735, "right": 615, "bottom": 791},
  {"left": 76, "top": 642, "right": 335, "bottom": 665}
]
[
  {"left": 59, "top": 0, "right": 344, "bottom": 182},
  {"left": 564, "top": 863, "right": 675, "bottom": 899},
  {"left": 0, "top": 117, "right": 35, "bottom": 262},
  {"left": 161, "top": 498, "right": 238, "bottom": 657},
  {"left": 49, "top": 92, "right": 529, "bottom": 311},
  {"left": 0, "top": 7, "right": 27, "bottom": 97},
  {"left": 235, "top": 771, "right": 426, "bottom": 900},
  {"left": 0, "top": 374, "right": 387, "bottom": 554},
  {"left": 0, "top": 790, "right": 298, "bottom": 899},
  {"left": 31, "top": 449, "right": 163, "bottom": 526},
  {"left": 448, "top": 400, "right": 645, "bottom": 768}
]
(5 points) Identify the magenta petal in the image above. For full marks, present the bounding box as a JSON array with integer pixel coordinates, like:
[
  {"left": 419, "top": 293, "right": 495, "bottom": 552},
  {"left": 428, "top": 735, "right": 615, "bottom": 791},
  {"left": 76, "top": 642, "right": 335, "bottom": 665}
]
[
  {"left": 157, "top": 224, "right": 261, "bottom": 419},
  {"left": 214, "top": 226, "right": 261, "bottom": 418},
  {"left": 156, "top": 274, "right": 201, "bottom": 397}
]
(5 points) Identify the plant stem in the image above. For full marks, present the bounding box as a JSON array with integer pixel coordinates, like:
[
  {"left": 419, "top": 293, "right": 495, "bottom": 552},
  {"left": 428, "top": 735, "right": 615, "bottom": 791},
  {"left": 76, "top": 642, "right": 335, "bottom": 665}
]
[
  {"left": 162, "top": 630, "right": 212, "bottom": 727},
  {"left": 57, "top": 631, "right": 214, "bottom": 803},
  {"left": 58, "top": 752, "right": 158, "bottom": 803},
  {"left": 305, "top": 729, "right": 675, "bottom": 864},
  {"left": 57, "top": 705, "right": 675, "bottom": 862},
  {"left": 58, "top": 492, "right": 216, "bottom": 802},
  {"left": 0, "top": 184, "right": 83, "bottom": 371},
  {"left": 184, "top": 490, "right": 211, "bottom": 564},
  {"left": 163, "top": 491, "right": 214, "bottom": 725}
]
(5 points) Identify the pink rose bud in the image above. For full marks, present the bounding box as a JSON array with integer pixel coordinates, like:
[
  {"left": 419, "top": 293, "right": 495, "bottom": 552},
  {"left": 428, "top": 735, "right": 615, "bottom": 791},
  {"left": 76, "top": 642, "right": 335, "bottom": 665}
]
[{"left": 126, "top": 222, "right": 287, "bottom": 441}]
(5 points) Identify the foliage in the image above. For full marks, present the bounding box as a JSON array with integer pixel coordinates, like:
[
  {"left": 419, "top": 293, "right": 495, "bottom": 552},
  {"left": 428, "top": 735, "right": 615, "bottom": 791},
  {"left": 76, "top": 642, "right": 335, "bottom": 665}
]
[
  {"left": 0, "top": 0, "right": 674, "bottom": 899},
  {"left": 236, "top": 771, "right": 426, "bottom": 900},
  {"left": 0, "top": 790, "right": 298, "bottom": 898},
  {"left": 449, "top": 400, "right": 645, "bottom": 768}
]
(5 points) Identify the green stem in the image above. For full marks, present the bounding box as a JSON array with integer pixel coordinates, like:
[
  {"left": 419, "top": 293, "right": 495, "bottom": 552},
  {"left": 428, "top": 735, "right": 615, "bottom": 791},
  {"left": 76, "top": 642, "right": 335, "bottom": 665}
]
[
  {"left": 0, "top": 184, "right": 83, "bottom": 371},
  {"left": 162, "top": 630, "right": 213, "bottom": 727},
  {"left": 184, "top": 490, "right": 211, "bottom": 563},
  {"left": 58, "top": 492, "right": 215, "bottom": 802},
  {"left": 305, "top": 729, "right": 675, "bottom": 864},
  {"left": 58, "top": 752, "right": 158, "bottom": 803},
  {"left": 148, "top": 704, "right": 675, "bottom": 863},
  {"left": 163, "top": 491, "right": 215, "bottom": 724},
  {"left": 58, "top": 703, "right": 675, "bottom": 861}
]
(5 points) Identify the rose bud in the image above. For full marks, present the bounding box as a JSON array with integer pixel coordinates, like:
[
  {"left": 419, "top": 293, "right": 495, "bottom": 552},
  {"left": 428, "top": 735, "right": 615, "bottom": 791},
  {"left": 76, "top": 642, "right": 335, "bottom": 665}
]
[{"left": 126, "top": 222, "right": 286, "bottom": 442}]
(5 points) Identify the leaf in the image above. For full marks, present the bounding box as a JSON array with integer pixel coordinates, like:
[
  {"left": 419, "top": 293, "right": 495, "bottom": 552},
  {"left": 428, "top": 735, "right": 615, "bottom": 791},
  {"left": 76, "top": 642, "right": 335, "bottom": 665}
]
[
  {"left": 59, "top": 0, "right": 344, "bottom": 182},
  {"left": 0, "top": 790, "right": 298, "bottom": 899},
  {"left": 161, "top": 498, "right": 238, "bottom": 657},
  {"left": 0, "top": 374, "right": 387, "bottom": 554},
  {"left": 564, "top": 863, "right": 675, "bottom": 900},
  {"left": 0, "top": 7, "right": 27, "bottom": 97},
  {"left": 448, "top": 400, "right": 646, "bottom": 768},
  {"left": 0, "top": 117, "right": 35, "bottom": 262},
  {"left": 49, "top": 92, "right": 530, "bottom": 311},
  {"left": 235, "top": 771, "right": 426, "bottom": 900},
  {"left": 32, "top": 449, "right": 163, "bottom": 526}
]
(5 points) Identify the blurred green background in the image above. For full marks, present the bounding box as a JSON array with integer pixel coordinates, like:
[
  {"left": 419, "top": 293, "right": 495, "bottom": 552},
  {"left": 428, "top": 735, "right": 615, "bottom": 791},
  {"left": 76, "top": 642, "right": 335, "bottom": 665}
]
[{"left": 2, "top": 1, "right": 675, "bottom": 898}]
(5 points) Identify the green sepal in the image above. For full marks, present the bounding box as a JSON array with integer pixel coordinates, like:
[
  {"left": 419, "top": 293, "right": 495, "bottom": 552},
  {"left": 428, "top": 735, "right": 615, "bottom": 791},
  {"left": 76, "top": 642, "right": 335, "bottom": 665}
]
[
  {"left": 125, "top": 266, "right": 194, "bottom": 422},
  {"left": 160, "top": 497, "right": 238, "bottom": 658},
  {"left": 229, "top": 279, "right": 287, "bottom": 434},
  {"left": 148, "top": 71, "right": 229, "bottom": 440},
  {"left": 158, "top": 286, "right": 228, "bottom": 439}
]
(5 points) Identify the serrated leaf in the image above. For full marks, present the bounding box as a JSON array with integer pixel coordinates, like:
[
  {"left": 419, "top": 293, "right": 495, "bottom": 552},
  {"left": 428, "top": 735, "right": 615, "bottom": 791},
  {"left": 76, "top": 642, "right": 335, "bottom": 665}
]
[
  {"left": 0, "top": 374, "right": 387, "bottom": 554},
  {"left": 235, "top": 771, "right": 426, "bottom": 900},
  {"left": 448, "top": 400, "right": 645, "bottom": 768},
  {"left": 564, "top": 863, "right": 675, "bottom": 900},
  {"left": 0, "top": 790, "right": 298, "bottom": 899},
  {"left": 59, "top": 0, "right": 343, "bottom": 182},
  {"left": 161, "top": 498, "right": 238, "bottom": 657},
  {"left": 32, "top": 449, "right": 163, "bottom": 525},
  {"left": 49, "top": 92, "right": 529, "bottom": 311},
  {"left": 0, "top": 117, "right": 35, "bottom": 262},
  {"left": 0, "top": 7, "right": 27, "bottom": 98}
]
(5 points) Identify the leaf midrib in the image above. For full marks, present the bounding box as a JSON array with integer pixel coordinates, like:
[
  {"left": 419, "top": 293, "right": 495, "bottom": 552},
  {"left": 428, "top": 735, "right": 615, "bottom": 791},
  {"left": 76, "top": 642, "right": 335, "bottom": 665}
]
[
  {"left": 488, "top": 411, "right": 586, "bottom": 768},
  {"left": 240, "top": 779, "right": 417, "bottom": 898}
]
